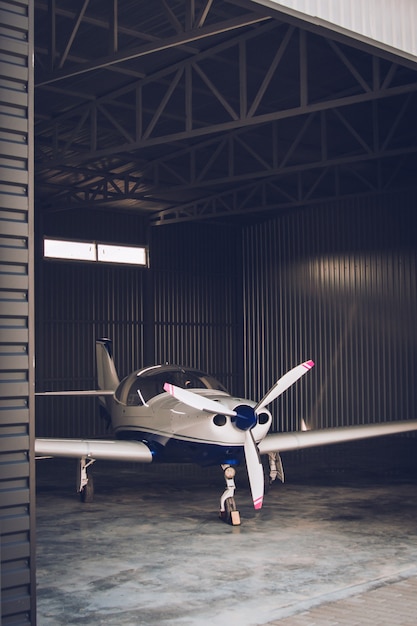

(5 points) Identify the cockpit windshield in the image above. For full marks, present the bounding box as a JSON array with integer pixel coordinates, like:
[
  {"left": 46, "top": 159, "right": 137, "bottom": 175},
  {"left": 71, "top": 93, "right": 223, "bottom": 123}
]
[{"left": 116, "top": 365, "right": 228, "bottom": 406}]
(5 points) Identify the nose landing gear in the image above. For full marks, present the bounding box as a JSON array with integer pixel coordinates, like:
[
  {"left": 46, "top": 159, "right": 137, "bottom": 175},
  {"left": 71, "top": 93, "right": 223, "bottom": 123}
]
[{"left": 219, "top": 465, "right": 240, "bottom": 525}]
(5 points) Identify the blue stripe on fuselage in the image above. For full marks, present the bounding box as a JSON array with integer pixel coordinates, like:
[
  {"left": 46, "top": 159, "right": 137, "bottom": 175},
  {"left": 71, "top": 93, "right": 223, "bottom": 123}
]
[{"left": 116, "top": 430, "right": 244, "bottom": 466}]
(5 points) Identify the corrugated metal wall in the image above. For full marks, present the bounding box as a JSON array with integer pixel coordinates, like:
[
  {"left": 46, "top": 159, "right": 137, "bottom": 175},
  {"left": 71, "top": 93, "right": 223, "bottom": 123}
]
[
  {"left": 35, "top": 218, "right": 243, "bottom": 436},
  {"left": 0, "top": 1, "right": 36, "bottom": 623},
  {"left": 256, "top": 0, "right": 417, "bottom": 64},
  {"left": 35, "top": 260, "right": 147, "bottom": 437},
  {"left": 150, "top": 224, "right": 243, "bottom": 392},
  {"left": 243, "top": 190, "right": 417, "bottom": 434},
  {"left": 36, "top": 192, "right": 416, "bottom": 457}
]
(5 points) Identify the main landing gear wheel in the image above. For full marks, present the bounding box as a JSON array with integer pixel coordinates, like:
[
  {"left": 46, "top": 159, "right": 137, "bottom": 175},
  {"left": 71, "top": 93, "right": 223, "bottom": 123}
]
[
  {"left": 80, "top": 473, "right": 94, "bottom": 503},
  {"left": 77, "top": 457, "right": 95, "bottom": 503},
  {"left": 266, "top": 451, "right": 285, "bottom": 487}
]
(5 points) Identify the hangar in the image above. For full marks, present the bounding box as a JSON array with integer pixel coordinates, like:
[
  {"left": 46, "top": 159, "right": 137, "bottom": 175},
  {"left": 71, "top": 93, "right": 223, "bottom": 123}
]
[{"left": 1, "top": 1, "right": 417, "bottom": 623}]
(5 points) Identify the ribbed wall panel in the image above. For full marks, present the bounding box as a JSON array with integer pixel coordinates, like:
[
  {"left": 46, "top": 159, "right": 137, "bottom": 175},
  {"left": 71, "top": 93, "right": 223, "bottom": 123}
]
[
  {"left": 36, "top": 261, "right": 146, "bottom": 437},
  {"left": 0, "top": 1, "right": 36, "bottom": 623},
  {"left": 243, "top": 191, "right": 417, "bottom": 433},
  {"left": 150, "top": 223, "right": 243, "bottom": 393}
]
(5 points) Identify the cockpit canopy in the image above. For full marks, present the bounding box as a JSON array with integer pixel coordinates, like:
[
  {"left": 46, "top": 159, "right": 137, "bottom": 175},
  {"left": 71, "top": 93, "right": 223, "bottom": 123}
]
[{"left": 115, "top": 364, "right": 228, "bottom": 406}]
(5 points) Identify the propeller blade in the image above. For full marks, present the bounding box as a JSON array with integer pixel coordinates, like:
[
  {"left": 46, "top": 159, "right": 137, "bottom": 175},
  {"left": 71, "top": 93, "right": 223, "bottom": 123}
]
[
  {"left": 163, "top": 383, "right": 237, "bottom": 417},
  {"left": 255, "top": 360, "right": 314, "bottom": 412},
  {"left": 244, "top": 430, "right": 264, "bottom": 510}
]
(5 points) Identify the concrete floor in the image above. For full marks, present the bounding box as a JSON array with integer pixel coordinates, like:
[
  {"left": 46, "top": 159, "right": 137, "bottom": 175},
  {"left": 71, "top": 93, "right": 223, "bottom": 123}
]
[{"left": 36, "top": 440, "right": 417, "bottom": 625}]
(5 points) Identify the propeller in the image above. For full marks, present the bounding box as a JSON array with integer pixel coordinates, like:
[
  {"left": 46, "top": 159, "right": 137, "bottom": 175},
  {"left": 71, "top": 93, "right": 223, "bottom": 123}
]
[
  {"left": 244, "top": 430, "right": 264, "bottom": 509},
  {"left": 163, "top": 383, "right": 236, "bottom": 416},
  {"left": 255, "top": 360, "right": 314, "bottom": 412},
  {"left": 163, "top": 359, "right": 314, "bottom": 511}
]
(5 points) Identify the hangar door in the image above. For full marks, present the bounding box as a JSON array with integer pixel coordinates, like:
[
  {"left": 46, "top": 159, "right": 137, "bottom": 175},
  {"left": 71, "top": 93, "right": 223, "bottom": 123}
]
[{"left": 0, "top": 1, "right": 36, "bottom": 623}]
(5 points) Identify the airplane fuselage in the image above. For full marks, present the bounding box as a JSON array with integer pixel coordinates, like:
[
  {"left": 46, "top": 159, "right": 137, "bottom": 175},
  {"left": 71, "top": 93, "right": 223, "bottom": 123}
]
[{"left": 109, "top": 389, "right": 272, "bottom": 466}]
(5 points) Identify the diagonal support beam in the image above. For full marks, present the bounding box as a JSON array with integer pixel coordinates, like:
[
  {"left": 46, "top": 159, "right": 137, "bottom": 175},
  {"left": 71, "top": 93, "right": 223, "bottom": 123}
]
[
  {"left": 58, "top": 0, "right": 91, "bottom": 70},
  {"left": 247, "top": 25, "right": 294, "bottom": 117},
  {"left": 36, "top": 13, "right": 270, "bottom": 86}
]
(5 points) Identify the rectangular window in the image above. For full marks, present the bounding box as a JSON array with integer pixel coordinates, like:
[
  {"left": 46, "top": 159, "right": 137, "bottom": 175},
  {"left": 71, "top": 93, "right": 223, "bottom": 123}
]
[
  {"left": 97, "top": 243, "right": 147, "bottom": 266},
  {"left": 44, "top": 239, "right": 96, "bottom": 261},
  {"left": 44, "top": 238, "right": 148, "bottom": 266}
]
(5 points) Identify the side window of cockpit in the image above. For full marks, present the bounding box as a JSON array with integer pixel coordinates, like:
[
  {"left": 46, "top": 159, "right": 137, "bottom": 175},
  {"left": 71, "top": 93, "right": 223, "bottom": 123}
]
[
  {"left": 127, "top": 382, "right": 141, "bottom": 406},
  {"left": 133, "top": 377, "right": 166, "bottom": 405},
  {"left": 186, "top": 375, "right": 205, "bottom": 389}
]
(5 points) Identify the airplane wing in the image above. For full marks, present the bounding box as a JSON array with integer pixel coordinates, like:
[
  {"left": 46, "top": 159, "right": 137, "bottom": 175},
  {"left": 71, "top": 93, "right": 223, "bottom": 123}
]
[
  {"left": 258, "top": 420, "right": 417, "bottom": 455},
  {"left": 35, "top": 390, "right": 114, "bottom": 396},
  {"left": 35, "top": 438, "right": 153, "bottom": 462}
]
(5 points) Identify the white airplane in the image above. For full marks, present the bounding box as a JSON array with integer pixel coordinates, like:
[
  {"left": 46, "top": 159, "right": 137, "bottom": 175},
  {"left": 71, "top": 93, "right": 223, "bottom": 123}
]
[{"left": 36, "top": 339, "right": 417, "bottom": 525}]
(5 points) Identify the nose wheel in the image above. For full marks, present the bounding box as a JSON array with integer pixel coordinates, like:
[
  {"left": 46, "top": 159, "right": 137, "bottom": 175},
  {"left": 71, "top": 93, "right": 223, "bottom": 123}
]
[{"left": 219, "top": 465, "right": 241, "bottom": 525}]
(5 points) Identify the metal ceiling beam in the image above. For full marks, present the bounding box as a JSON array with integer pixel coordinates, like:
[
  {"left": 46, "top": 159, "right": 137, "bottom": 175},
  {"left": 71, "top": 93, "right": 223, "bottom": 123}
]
[
  {"left": 109, "top": 0, "right": 119, "bottom": 54},
  {"left": 37, "top": 141, "right": 417, "bottom": 212},
  {"left": 35, "top": 18, "right": 279, "bottom": 132},
  {"left": 150, "top": 155, "right": 417, "bottom": 224},
  {"left": 57, "top": 0, "right": 90, "bottom": 70},
  {"left": 36, "top": 75, "right": 417, "bottom": 167},
  {"left": 36, "top": 13, "right": 270, "bottom": 86},
  {"left": 36, "top": 66, "right": 417, "bottom": 210},
  {"left": 35, "top": 45, "right": 147, "bottom": 79},
  {"left": 35, "top": 90, "right": 408, "bottom": 192},
  {"left": 34, "top": 1, "right": 417, "bottom": 224},
  {"left": 36, "top": 0, "right": 201, "bottom": 49}
]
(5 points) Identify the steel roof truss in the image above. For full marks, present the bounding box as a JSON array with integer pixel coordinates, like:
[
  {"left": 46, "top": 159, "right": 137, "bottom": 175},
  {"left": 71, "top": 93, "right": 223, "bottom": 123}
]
[
  {"left": 36, "top": 44, "right": 417, "bottom": 169},
  {"left": 34, "top": 2, "right": 417, "bottom": 221},
  {"left": 37, "top": 12, "right": 269, "bottom": 86},
  {"left": 38, "top": 93, "right": 417, "bottom": 210}
]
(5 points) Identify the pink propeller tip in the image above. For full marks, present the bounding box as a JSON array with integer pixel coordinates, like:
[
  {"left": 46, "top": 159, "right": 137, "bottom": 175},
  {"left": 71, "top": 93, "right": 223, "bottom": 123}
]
[
  {"left": 303, "top": 360, "right": 315, "bottom": 369},
  {"left": 254, "top": 497, "right": 263, "bottom": 510}
]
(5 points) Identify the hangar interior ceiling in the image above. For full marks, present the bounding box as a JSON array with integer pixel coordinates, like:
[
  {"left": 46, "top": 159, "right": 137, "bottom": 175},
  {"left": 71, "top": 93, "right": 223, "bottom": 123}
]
[{"left": 34, "top": 0, "right": 417, "bottom": 225}]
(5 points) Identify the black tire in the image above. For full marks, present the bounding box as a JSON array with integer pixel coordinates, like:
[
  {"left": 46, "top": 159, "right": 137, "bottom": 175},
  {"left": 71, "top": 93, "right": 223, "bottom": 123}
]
[
  {"left": 80, "top": 474, "right": 94, "bottom": 503},
  {"left": 224, "top": 496, "right": 236, "bottom": 523}
]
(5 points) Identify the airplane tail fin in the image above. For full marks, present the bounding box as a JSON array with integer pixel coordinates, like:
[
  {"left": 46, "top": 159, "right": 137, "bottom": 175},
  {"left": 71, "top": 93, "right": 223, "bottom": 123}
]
[
  {"left": 96, "top": 339, "right": 119, "bottom": 414},
  {"left": 96, "top": 338, "right": 119, "bottom": 390}
]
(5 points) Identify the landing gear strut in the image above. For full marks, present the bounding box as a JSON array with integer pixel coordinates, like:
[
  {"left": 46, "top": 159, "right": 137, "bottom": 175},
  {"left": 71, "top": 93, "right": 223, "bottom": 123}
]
[
  {"left": 77, "top": 457, "right": 95, "bottom": 503},
  {"left": 219, "top": 465, "right": 240, "bottom": 525},
  {"left": 267, "top": 452, "right": 285, "bottom": 485}
]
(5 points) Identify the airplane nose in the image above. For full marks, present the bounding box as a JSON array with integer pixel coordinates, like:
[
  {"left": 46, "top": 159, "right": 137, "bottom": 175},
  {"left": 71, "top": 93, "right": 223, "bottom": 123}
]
[{"left": 233, "top": 405, "right": 257, "bottom": 431}]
